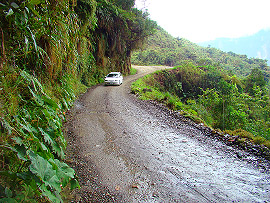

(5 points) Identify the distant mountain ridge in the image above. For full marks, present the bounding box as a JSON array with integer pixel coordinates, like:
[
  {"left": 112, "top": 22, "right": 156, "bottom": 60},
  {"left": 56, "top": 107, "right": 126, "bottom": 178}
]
[
  {"left": 199, "top": 29, "right": 270, "bottom": 65},
  {"left": 131, "top": 26, "right": 270, "bottom": 80}
]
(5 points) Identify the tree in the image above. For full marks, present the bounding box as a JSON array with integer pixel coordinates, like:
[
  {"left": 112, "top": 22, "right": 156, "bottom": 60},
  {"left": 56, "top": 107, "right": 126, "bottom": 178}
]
[
  {"left": 113, "top": 0, "right": 135, "bottom": 10},
  {"left": 245, "top": 68, "right": 266, "bottom": 96}
]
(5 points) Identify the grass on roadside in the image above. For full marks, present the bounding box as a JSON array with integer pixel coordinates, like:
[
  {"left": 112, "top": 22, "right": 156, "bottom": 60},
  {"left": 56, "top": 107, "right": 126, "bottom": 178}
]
[
  {"left": 129, "top": 68, "right": 137, "bottom": 75},
  {"left": 131, "top": 72, "right": 270, "bottom": 150}
]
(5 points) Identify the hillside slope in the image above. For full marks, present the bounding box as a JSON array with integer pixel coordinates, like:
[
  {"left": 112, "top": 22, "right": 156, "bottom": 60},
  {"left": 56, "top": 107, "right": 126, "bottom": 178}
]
[
  {"left": 199, "top": 29, "right": 270, "bottom": 65},
  {"left": 131, "top": 27, "right": 270, "bottom": 80}
]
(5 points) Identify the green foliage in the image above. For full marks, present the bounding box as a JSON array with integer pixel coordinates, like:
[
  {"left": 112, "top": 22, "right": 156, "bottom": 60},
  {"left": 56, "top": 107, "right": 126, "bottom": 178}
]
[
  {"left": 91, "top": 0, "right": 157, "bottom": 73},
  {"left": 132, "top": 63, "right": 270, "bottom": 148},
  {"left": 245, "top": 68, "right": 267, "bottom": 96},
  {"left": 0, "top": 184, "right": 36, "bottom": 203},
  {"left": 75, "top": 0, "right": 97, "bottom": 32},
  {"left": 253, "top": 136, "right": 267, "bottom": 145},
  {"left": 1, "top": 0, "right": 155, "bottom": 201},
  {"left": 112, "top": 0, "right": 135, "bottom": 10},
  {"left": 129, "top": 67, "right": 137, "bottom": 75},
  {"left": 131, "top": 26, "right": 270, "bottom": 83},
  {"left": 0, "top": 69, "right": 79, "bottom": 202},
  {"left": 224, "top": 129, "right": 254, "bottom": 139}
]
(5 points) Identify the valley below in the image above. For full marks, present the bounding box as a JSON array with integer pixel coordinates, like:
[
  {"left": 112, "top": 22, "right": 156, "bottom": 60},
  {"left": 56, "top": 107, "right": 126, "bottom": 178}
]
[{"left": 65, "top": 66, "right": 270, "bottom": 202}]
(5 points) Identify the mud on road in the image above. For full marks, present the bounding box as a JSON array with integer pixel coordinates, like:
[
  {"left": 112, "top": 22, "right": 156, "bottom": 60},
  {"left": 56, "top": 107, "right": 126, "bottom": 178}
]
[{"left": 65, "top": 66, "right": 270, "bottom": 202}]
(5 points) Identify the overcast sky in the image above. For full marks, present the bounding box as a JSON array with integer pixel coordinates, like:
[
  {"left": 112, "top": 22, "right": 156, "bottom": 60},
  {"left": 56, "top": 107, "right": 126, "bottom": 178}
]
[{"left": 135, "top": 0, "right": 270, "bottom": 43}]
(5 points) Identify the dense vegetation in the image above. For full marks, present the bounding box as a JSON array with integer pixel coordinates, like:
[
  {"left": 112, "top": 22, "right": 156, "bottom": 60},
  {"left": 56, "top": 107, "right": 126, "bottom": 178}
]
[
  {"left": 132, "top": 63, "right": 270, "bottom": 148},
  {"left": 0, "top": 0, "right": 155, "bottom": 202},
  {"left": 132, "top": 26, "right": 270, "bottom": 82},
  {"left": 131, "top": 25, "right": 270, "bottom": 148}
]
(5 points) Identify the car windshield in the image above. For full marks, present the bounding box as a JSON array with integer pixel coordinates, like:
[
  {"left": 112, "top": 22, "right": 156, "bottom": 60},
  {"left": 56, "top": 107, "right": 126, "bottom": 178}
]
[{"left": 107, "top": 73, "right": 119, "bottom": 78}]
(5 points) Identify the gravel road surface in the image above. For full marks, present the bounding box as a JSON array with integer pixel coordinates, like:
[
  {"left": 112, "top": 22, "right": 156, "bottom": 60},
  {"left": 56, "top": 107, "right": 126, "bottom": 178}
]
[{"left": 65, "top": 66, "right": 270, "bottom": 202}]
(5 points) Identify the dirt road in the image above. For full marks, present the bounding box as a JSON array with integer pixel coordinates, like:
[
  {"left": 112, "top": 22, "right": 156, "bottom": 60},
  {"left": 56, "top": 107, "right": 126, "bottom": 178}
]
[{"left": 65, "top": 66, "right": 270, "bottom": 202}]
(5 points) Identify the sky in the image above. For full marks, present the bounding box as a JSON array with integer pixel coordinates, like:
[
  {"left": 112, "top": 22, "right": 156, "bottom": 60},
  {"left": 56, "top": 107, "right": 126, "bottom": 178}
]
[{"left": 134, "top": 0, "right": 270, "bottom": 43}]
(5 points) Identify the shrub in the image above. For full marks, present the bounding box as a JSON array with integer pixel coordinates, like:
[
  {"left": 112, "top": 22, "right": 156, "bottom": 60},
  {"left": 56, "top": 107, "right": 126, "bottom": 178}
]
[{"left": 253, "top": 136, "right": 266, "bottom": 145}]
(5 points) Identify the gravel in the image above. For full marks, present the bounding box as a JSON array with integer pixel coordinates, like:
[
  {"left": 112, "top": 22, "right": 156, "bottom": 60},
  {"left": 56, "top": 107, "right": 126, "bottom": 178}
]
[{"left": 64, "top": 66, "right": 270, "bottom": 202}]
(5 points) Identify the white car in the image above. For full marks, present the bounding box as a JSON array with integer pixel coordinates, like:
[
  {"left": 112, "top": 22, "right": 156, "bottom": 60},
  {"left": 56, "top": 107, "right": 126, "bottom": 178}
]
[{"left": 104, "top": 72, "right": 123, "bottom": 86}]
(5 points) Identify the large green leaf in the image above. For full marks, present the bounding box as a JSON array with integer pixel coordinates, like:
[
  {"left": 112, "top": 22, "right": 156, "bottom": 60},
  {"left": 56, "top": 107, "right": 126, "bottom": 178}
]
[
  {"left": 28, "top": 151, "right": 61, "bottom": 192},
  {"left": 17, "top": 118, "right": 37, "bottom": 137},
  {"left": 5, "top": 187, "right": 12, "bottom": 198},
  {"left": 38, "top": 127, "right": 65, "bottom": 158},
  {"left": 70, "top": 178, "right": 80, "bottom": 190},
  {"left": 61, "top": 98, "right": 69, "bottom": 110},
  {"left": 50, "top": 159, "right": 75, "bottom": 188},
  {"left": 12, "top": 137, "right": 23, "bottom": 145},
  {"left": 7, "top": 144, "right": 28, "bottom": 161},
  {"left": 48, "top": 119, "right": 60, "bottom": 130},
  {"left": 29, "top": 88, "right": 44, "bottom": 106},
  {"left": 42, "top": 95, "right": 60, "bottom": 110},
  {"left": 20, "top": 71, "right": 44, "bottom": 93},
  {"left": 17, "top": 171, "right": 34, "bottom": 182},
  {"left": 39, "top": 127, "right": 54, "bottom": 146},
  {"left": 39, "top": 184, "right": 62, "bottom": 203},
  {"left": 51, "top": 142, "right": 65, "bottom": 159},
  {"left": 11, "top": 2, "right": 19, "bottom": 9},
  {"left": 27, "top": 27, "right": 37, "bottom": 52}
]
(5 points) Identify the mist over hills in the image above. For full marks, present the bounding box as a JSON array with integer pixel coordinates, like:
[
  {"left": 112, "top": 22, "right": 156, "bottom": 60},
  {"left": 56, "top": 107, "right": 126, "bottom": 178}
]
[{"left": 199, "top": 29, "right": 270, "bottom": 65}]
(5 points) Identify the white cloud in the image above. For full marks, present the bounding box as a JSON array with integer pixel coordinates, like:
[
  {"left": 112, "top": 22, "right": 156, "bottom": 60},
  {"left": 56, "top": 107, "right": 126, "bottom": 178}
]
[{"left": 135, "top": 0, "right": 270, "bottom": 42}]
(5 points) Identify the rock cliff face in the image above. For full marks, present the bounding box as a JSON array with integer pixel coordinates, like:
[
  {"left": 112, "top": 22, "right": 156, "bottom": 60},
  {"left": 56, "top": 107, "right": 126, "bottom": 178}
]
[{"left": 92, "top": 3, "right": 156, "bottom": 75}]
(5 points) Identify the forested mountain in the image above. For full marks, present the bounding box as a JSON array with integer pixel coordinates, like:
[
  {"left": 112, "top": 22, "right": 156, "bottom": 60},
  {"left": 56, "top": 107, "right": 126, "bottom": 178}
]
[
  {"left": 0, "top": 1, "right": 155, "bottom": 202},
  {"left": 199, "top": 29, "right": 270, "bottom": 65},
  {"left": 131, "top": 26, "right": 270, "bottom": 151},
  {"left": 131, "top": 27, "right": 270, "bottom": 81}
]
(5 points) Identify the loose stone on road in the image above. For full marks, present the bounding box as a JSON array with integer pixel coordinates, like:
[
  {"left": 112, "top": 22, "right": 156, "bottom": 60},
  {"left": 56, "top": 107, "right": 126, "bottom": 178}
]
[{"left": 65, "top": 66, "right": 270, "bottom": 202}]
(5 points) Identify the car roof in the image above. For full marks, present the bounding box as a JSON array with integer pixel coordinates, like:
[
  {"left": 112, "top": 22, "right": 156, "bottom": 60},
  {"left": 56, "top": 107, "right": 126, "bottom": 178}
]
[{"left": 108, "top": 72, "right": 121, "bottom": 74}]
